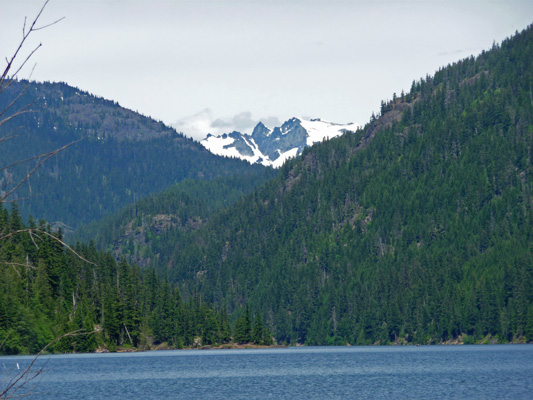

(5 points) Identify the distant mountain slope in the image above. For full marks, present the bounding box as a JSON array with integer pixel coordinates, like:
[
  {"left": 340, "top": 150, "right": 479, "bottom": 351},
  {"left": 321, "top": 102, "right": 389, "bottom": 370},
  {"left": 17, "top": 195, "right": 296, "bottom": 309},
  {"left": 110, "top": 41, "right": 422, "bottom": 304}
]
[
  {"left": 73, "top": 170, "right": 276, "bottom": 267},
  {"left": 0, "top": 81, "right": 270, "bottom": 231},
  {"left": 201, "top": 118, "right": 359, "bottom": 167},
  {"left": 152, "top": 26, "right": 532, "bottom": 345}
]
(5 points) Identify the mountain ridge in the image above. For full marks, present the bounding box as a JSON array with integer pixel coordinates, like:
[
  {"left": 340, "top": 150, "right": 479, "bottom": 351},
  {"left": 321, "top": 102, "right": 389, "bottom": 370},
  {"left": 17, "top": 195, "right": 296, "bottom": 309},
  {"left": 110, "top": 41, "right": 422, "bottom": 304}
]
[
  {"left": 0, "top": 80, "right": 271, "bottom": 231},
  {"left": 201, "top": 117, "right": 359, "bottom": 167}
]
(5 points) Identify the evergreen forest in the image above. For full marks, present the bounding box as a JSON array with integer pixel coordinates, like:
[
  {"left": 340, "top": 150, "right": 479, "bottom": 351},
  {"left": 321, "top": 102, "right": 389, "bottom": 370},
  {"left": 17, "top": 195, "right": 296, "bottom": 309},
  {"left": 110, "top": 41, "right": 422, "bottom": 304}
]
[
  {"left": 106, "top": 25, "right": 533, "bottom": 345},
  {"left": 0, "top": 205, "right": 271, "bottom": 354},
  {"left": 1, "top": 24, "right": 533, "bottom": 354},
  {"left": 73, "top": 172, "right": 276, "bottom": 266}
]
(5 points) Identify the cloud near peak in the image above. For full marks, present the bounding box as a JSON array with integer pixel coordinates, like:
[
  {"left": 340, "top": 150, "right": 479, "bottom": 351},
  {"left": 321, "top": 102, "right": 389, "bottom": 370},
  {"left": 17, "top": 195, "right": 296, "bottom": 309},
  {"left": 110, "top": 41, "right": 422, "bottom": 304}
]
[{"left": 172, "top": 110, "right": 280, "bottom": 141}]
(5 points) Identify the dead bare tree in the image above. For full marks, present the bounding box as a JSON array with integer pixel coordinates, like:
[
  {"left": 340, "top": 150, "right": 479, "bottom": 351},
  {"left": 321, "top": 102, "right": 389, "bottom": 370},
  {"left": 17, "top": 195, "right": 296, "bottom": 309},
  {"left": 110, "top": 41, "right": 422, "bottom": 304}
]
[
  {"left": 0, "top": 2, "right": 97, "bottom": 398},
  {"left": 0, "top": 0, "right": 64, "bottom": 125},
  {"left": 0, "top": 0, "right": 67, "bottom": 206},
  {"left": 0, "top": 0, "right": 92, "bottom": 259}
]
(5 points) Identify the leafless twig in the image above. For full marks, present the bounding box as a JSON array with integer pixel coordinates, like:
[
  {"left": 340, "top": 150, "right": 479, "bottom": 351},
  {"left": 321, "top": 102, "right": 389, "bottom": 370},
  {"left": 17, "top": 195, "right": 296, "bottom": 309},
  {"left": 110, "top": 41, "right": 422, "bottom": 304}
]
[
  {"left": 0, "top": 262, "right": 36, "bottom": 278},
  {"left": 1, "top": 0, "right": 69, "bottom": 206},
  {"left": 0, "top": 330, "right": 95, "bottom": 399},
  {"left": 0, "top": 332, "right": 10, "bottom": 352},
  {"left": 0, "top": 3, "right": 93, "bottom": 398},
  {"left": 0, "top": 0, "right": 64, "bottom": 95},
  {"left": 0, "top": 228, "right": 96, "bottom": 266},
  {"left": 0, "top": 139, "right": 82, "bottom": 204}
]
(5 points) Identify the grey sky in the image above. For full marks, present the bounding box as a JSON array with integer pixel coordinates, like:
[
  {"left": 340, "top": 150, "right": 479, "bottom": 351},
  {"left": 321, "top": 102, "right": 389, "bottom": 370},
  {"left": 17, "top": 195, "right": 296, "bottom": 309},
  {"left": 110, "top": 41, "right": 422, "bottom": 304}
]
[{"left": 2, "top": 0, "right": 532, "bottom": 140}]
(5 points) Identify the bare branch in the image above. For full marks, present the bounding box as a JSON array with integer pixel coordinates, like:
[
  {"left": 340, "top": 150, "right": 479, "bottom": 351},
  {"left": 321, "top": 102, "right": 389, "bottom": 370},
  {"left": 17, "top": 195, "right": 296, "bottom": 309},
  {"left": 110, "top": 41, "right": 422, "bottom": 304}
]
[
  {"left": 34, "top": 16, "right": 66, "bottom": 31},
  {"left": 1, "top": 194, "right": 43, "bottom": 204},
  {"left": 0, "top": 133, "right": 19, "bottom": 144},
  {"left": 0, "top": 0, "right": 63, "bottom": 92},
  {"left": 0, "top": 7, "right": 92, "bottom": 396},
  {"left": 0, "top": 229, "right": 38, "bottom": 242},
  {"left": 33, "top": 229, "right": 97, "bottom": 266},
  {"left": 0, "top": 44, "right": 41, "bottom": 98},
  {"left": 0, "top": 330, "right": 95, "bottom": 399},
  {"left": 1, "top": 0, "right": 68, "bottom": 214},
  {"left": 0, "top": 80, "right": 32, "bottom": 123},
  {"left": 28, "top": 229, "right": 40, "bottom": 249},
  {"left": 0, "top": 262, "right": 35, "bottom": 270},
  {"left": 0, "top": 331, "right": 10, "bottom": 351},
  {"left": 0, "top": 262, "right": 36, "bottom": 277},
  {"left": 0, "top": 103, "right": 33, "bottom": 129},
  {"left": 0, "top": 228, "right": 96, "bottom": 267},
  {"left": 0, "top": 139, "right": 71, "bottom": 173},
  {"left": 0, "top": 139, "right": 82, "bottom": 204},
  {"left": 0, "top": 124, "right": 31, "bottom": 144}
]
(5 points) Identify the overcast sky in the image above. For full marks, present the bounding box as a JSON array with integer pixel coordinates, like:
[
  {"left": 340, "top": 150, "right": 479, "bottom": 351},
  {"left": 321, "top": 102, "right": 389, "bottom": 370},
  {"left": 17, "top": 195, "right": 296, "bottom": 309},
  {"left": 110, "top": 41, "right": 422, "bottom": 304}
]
[{"left": 2, "top": 0, "right": 532, "bottom": 141}]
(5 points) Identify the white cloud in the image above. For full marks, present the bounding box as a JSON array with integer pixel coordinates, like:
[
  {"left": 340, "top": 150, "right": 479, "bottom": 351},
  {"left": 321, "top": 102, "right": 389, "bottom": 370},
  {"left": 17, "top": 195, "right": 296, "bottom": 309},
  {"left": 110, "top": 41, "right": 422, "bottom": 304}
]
[
  {"left": 172, "top": 110, "right": 282, "bottom": 141},
  {"left": 212, "top": 111, "right": 254, "bottom": 132},
  {"left": 172, "top": 109, "right": 216, "bottom": 141},
  {"left": 261, "top": 116, "right": 282, "bottom": 129}
]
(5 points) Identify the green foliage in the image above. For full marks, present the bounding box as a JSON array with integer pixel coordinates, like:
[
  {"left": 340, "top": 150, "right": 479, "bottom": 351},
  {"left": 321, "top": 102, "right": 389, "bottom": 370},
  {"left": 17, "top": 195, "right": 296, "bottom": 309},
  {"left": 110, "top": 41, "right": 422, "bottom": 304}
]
[
  {"left": 73, "top": 171, "right": 275, "bottom": 267},
  {"left": 4, "top": 24, "right": 532, "bottom": 352},
  {"left": 233, "top": 306, "right": 251, "bottom": 344},
  {"left": 0, "top": 206, "right": 252, "bottom": 354},
  {"left": 141, "top": 25, "right": 533, "bottom": 345}
]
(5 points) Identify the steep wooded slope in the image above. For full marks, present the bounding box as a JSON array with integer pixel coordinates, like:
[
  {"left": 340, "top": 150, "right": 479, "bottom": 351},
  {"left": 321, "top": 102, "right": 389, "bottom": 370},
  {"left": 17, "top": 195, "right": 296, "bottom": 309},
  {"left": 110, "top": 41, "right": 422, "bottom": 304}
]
[
  {"left": 73, "top": 171, "right": 276, "bottom": 267},
  {"left": 159, "top": 26, "right": 533, "bottom": 344}
]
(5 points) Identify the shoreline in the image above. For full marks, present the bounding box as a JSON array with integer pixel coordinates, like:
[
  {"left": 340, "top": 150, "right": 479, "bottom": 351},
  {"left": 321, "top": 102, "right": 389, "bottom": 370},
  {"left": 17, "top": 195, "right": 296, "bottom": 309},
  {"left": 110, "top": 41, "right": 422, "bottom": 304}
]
[
  {"left": 102, "top": 334, "right": 529, "bottom": 354},
  {"left": 108, "top": 343, "right": 289, "bottom": 353},
  {"left": 2, "top": 335, "right": 529, "bottom": 357}
]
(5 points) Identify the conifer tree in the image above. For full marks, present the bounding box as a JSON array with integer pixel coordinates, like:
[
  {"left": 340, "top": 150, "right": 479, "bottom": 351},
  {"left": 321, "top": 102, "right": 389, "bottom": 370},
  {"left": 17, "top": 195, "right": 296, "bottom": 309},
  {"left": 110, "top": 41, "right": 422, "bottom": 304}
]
[{"left": 233, "top": 305, "right": 251, "bottom": 344}]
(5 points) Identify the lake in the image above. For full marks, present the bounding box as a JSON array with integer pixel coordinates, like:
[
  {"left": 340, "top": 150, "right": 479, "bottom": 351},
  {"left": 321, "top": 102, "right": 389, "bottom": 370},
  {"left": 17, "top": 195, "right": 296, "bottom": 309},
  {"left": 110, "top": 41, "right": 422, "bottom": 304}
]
[{"left": 2, "top": 345, "right": 532, "bottom": 399}]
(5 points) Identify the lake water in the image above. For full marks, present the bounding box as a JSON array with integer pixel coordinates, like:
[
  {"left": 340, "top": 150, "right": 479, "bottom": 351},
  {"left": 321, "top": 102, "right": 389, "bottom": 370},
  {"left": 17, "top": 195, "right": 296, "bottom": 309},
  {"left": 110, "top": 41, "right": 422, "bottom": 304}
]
[{"left": 2, "top": 345, "right": 532, "bottom": 399}]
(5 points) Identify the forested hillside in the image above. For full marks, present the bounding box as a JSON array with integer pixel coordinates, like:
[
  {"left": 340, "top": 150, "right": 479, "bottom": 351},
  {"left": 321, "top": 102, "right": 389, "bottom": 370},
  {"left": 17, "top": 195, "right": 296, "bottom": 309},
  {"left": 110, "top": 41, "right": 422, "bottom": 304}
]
[
  {"left": 2, "top": 23, "right": 532, "bottom": 353},
  {"left": 141, "top": 26, "right": 533, "bottom": 345},
  {"left": 73, "top": 171, "right": 275, "bottom": 267},
  {"left": 0, "top": 205, "right": 274, "bottom": 355},
  {"left": 0, "top": 81, "right": 270, "bottom": 232}
]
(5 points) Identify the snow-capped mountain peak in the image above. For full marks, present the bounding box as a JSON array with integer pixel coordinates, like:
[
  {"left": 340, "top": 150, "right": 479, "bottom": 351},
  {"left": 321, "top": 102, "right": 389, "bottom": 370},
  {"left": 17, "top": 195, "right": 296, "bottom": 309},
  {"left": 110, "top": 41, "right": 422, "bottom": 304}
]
[{"left": 201, "top": 117, "right": 359, "bottom": 168}]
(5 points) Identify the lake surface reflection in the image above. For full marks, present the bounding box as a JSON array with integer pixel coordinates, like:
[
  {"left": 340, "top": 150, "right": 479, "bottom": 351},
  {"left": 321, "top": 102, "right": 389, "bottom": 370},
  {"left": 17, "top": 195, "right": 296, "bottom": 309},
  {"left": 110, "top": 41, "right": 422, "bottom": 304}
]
[{"left": 2, "top": 345, "right": 532, "bottom": 399}]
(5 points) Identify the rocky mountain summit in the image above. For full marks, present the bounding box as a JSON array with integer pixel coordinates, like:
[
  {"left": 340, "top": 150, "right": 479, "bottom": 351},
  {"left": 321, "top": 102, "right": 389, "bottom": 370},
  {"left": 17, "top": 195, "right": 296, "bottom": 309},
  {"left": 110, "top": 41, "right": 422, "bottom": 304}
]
[{"left": 201, "top": 118, "right": 359, "bottom": 167}]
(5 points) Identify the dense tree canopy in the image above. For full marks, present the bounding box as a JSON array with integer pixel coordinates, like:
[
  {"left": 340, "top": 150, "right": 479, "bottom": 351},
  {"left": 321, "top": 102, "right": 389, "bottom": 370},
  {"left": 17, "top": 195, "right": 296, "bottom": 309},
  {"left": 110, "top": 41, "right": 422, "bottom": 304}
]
[
  {"left": 127, "top": 25, "right": 533, "bottom": 345},
  {"left": 2, "top": 24, "right": 532, "bottom": 353},
  {"left": 0, "top": 205, "right": 273, "bottom": 354}
]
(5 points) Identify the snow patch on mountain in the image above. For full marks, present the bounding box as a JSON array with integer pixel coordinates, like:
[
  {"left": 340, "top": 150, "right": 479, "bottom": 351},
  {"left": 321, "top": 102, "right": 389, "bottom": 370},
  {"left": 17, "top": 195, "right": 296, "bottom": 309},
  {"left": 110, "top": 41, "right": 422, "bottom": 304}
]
[
  {"left": 201, "top": 117, "right": 359, "bottom": 167},
  {"left": 271, "top": 147, "right": 300, "bottom": 168},
  {"left": 202, "top": 133, "right": 267, "bottom": 165},
  {"left": 300, "top": 118, "right": 358, "bottom": 146}
]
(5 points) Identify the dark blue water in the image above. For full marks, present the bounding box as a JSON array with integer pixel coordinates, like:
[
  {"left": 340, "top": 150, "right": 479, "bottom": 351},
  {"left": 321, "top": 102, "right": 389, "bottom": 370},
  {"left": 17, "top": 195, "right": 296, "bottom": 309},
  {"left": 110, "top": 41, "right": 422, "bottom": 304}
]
[{"left": 2, "top": 345, "right": 532, "bottom": 399}]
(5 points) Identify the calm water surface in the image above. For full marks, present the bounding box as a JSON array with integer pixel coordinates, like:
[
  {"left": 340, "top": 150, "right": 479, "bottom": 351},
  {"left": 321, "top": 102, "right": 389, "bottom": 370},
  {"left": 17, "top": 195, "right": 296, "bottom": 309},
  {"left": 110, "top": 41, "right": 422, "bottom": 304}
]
[{"left": 2, "top": 345, "right": 532, "bottom": 399}]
